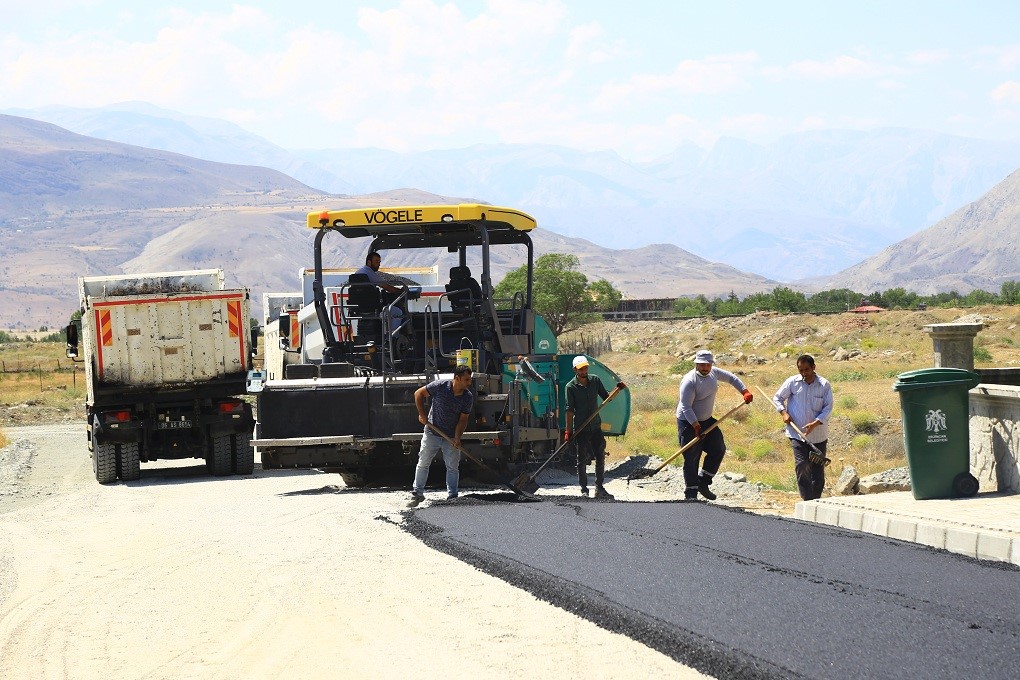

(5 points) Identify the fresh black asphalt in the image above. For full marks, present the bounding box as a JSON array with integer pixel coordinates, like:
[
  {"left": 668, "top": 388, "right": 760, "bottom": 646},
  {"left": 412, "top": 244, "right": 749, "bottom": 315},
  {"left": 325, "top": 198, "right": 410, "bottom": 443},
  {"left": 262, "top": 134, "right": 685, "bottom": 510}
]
[{"left": 404, "top": 495, "right": 1020, "bottom": 680}]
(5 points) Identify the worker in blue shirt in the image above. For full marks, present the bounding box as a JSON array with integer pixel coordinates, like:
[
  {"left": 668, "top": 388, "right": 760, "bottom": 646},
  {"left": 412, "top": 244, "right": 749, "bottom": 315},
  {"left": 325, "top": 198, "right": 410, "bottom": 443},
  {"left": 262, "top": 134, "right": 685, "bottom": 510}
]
[{"left": 772, "top": 354, "right": 834, "bottom": 500}]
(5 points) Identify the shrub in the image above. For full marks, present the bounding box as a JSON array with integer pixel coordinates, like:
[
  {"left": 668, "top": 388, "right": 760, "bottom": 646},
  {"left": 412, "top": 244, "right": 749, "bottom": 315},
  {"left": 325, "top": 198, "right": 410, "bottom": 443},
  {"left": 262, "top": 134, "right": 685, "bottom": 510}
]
[
  {"left": 973, "top": 346, "right": 993, "bottom": 362},
  {"left": 832, "top": 369, "right": 866, "bottom": 382},
  {"left": 750, "top": 440, "right": 775, "bottom": 460},
  {"left": 669, "top": 359, "right": 694, "bottom": 375},
  {"left": 851, "top": 434, "right": 874, "bottom": 449},
  {"left": 838, "top": 395, "right": 858, "bottom": 409},
  {"left": 849, "top": 411, "right": 879, "bottom": 433}
]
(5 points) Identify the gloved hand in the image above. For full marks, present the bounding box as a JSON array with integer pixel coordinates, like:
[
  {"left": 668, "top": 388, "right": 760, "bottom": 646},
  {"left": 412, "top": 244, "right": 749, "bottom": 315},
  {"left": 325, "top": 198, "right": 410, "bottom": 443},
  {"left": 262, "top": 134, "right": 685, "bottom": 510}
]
[
  {"left": 742, "top": 389, "right": 753, "bottom": 404},
  {"left": 563, "top": 430, "right": 571, "bottom": 442},
  {"left": 617, "top": 381, "right": 627, "bottom": 390},
  {"left": 691, "top": 421, "right": 702, "bottom": 438}
]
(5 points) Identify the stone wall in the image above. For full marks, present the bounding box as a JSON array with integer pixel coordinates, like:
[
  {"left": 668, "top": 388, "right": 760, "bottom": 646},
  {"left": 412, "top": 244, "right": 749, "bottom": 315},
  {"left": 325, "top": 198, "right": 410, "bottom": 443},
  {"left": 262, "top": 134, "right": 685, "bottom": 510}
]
[{"left": 970, "top": 384, "right": 1020, "bottom": 493}]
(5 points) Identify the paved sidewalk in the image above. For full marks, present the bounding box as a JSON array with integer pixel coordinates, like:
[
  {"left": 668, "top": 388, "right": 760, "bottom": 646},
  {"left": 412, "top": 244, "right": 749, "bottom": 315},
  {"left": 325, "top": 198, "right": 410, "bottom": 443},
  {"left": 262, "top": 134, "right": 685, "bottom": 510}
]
[{"left": 795, "top": 491, "right": 1020, "bottom": 566}]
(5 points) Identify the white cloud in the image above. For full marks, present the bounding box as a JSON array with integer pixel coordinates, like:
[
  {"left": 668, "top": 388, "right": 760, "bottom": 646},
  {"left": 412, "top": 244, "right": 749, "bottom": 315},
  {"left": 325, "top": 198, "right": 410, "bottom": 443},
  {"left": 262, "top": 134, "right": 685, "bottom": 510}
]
[
  {"left": 991, "top": 80, "right": 1020, "bottom": 106},
  {"left": 594, "top": 53, "right": 758, "bottom": 110},
  {"left": 979, "top": 44, "right": 1020, "bottom": 71},
  {"left": 907, "top": 49, "right": 950, "bottom": 66},
  {"left": 786, "top": 55, "right": 901, "bottom": 80},
  {"left": 3, "top": 1, "right": 1016, "bottom": 155}
]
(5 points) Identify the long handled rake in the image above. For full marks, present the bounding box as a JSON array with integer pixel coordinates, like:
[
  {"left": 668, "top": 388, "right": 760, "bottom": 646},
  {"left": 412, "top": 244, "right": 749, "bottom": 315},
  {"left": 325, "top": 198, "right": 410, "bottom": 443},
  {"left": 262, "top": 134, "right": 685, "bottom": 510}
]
[
  {"left": 754, "top": 385, "right": 830, "bottom": 466},
  {"left": 626, "top": 401, "right": 747, "bottom": 483},
  {"left": 424, "top": 423, "right": 537, "bottom": 498}
]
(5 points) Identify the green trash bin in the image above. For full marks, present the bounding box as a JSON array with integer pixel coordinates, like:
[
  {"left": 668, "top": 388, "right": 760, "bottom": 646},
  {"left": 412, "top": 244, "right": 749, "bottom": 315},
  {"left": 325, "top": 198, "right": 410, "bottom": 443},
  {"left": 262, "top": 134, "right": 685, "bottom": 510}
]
[{"left": 892, "top": 368, "right": 982, "bottom": 500}]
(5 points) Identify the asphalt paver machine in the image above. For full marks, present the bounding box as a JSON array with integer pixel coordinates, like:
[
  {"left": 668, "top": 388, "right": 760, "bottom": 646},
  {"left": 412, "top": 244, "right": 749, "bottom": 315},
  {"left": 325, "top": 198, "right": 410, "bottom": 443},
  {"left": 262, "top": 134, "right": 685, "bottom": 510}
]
[{"left": 251, "top": 204, "right": 629, "bottom": 486}]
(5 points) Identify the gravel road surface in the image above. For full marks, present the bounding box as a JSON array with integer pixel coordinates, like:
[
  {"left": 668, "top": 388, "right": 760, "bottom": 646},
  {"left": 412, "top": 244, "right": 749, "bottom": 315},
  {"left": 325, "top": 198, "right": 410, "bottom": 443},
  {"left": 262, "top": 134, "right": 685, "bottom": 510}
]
[
  {"left": 409, "top": 494, "right": 1020, "bottom": 679},
  {"left": 0, "top": 424, "right": 706, "bottom": 679}
]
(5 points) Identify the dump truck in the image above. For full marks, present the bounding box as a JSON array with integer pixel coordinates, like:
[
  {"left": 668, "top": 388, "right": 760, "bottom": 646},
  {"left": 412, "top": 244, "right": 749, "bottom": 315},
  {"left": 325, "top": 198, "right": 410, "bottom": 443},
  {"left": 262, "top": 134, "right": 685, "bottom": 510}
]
[
  {"left": 251, "top": 204, "right": 630, "bottom": 486},
  {"left": 66, "top": 269, "right": 257, "bottom": 484}
]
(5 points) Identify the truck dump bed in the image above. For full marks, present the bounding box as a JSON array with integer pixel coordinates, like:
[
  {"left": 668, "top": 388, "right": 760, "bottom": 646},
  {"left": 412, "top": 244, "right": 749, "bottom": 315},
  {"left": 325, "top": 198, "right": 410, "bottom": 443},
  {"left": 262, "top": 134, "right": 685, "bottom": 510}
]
[{"left": 79, "top": 269, "right": 251, "bottom": 391}]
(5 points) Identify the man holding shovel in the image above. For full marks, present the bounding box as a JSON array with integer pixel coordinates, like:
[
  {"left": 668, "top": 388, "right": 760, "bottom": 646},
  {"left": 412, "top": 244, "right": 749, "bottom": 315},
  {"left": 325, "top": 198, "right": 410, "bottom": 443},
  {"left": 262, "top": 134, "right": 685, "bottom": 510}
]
[
  {"left": 409, "top": 365, "right": 474, "bottom": 505},
  {"left": 677, "top": 350, "right": 753, "bottom": 500},
  {"left": 565, "top": 355, "right": 614, "bottom": 499},
  {"left": 771, "top": 354, "right": 833, "bottom": 501}
]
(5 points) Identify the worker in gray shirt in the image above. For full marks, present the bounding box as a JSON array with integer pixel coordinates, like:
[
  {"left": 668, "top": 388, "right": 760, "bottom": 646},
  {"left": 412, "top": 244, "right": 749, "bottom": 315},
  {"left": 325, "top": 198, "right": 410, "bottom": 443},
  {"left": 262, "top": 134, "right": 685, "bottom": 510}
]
[
  {"left": 771, "top": 354, "right": 833, "bottom": 500},
  {"left": 676, "top": 350, "right": 753, "bottom": 500}
]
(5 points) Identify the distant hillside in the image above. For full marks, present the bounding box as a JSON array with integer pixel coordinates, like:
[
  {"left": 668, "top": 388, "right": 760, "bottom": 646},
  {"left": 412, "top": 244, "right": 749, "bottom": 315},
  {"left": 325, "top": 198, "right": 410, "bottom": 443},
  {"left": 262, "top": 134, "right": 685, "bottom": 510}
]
[
  {"left": 0, "top": 116, "right": 773, "bottom": 329},
  {"left": 12, "top": 104, "right": 1020, "bottom": 281},
  {"left": 817, "top": 169, "right": 1020, "bottom": 294}
]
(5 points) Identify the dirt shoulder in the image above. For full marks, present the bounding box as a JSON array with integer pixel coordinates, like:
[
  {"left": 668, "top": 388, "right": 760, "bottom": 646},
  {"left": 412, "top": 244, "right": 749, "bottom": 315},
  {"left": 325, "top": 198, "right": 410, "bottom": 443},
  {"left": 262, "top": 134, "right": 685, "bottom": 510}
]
[{"left": 0, "top": 425, "right": 708, "bottom": 679}]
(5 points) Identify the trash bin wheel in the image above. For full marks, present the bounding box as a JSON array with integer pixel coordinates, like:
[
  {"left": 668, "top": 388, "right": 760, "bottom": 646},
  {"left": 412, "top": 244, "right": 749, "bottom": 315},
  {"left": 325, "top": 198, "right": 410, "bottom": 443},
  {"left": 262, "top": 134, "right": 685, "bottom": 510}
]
[{"left": 952, "top": 472, "right": 979, "bottom": 498}]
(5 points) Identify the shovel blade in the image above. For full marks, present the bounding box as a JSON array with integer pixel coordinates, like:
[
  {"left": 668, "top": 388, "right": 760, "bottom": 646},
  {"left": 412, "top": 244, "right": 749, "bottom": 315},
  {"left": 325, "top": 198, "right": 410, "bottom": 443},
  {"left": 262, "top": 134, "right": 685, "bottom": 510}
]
[
  {"left": 627, "top": 467, "right": 657, "bottom": 482},
  {"left": 511, "top": 472, "right": 540, "bottom": 496}
]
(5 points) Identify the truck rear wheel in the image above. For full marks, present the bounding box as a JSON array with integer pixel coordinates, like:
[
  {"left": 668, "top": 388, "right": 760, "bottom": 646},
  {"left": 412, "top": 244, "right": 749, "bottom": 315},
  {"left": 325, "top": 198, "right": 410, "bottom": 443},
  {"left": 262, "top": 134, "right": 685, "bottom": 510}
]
[
  {"left": 117, "top": 442, "right": 141, "bottom": 481},
  {"left": 94, "top": 441, "right": 118, "bottom": 484},
  {"left": 232, "top": 432, "right": 254, "bottom": 475},
  {"left": 207, "top": 433, "right": 232, "bottom": 476}
]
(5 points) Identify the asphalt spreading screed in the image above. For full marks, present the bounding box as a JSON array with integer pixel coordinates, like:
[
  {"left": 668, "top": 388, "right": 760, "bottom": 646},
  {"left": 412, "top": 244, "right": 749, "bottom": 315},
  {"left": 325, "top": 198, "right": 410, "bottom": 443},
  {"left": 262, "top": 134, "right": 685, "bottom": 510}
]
[{"left": 403, "top": 496, "right": 1020, "bottom": 680}]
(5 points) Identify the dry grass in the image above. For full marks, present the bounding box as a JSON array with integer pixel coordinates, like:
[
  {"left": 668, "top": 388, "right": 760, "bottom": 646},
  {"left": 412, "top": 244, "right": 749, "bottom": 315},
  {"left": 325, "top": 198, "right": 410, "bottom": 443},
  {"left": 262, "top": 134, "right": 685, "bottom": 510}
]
[
  {"left": 603, "top": 305, "right": 1020, "bottom": 493},
  {"left": 0, "top": 341, "right": 85, "bottom": 433}
]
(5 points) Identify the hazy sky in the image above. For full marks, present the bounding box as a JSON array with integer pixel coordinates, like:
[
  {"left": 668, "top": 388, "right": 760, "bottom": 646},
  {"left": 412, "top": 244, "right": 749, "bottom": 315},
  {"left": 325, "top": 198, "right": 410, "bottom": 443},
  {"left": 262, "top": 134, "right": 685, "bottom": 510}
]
[{"left": 2, "top": 0, "right": 1018, "bottom": 160}]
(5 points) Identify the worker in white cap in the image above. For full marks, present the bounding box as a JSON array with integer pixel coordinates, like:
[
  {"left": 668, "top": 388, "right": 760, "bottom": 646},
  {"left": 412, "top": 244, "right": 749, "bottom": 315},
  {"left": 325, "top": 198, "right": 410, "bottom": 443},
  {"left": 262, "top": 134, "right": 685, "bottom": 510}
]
[
  {"left": 565, "top": 354, "right": 620, "bottom": 499},
  {"left": 675, "top": 349, "right": 753, "bottom": 500}
]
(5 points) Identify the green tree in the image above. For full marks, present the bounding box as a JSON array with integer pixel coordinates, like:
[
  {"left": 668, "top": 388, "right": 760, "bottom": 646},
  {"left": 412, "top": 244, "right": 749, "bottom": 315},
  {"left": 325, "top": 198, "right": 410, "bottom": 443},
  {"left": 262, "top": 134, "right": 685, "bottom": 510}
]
[
  {"left": 674, "top": 295, "right": 710, "bottom": 318},
  {"left": 771, "top": 286, "right": 807, "bottom": 313},
  {"left": 588, "top": 278, "right": 623, "bottom": 311},
  {"left": 493, "top": 253, "right": 622, "bottom": 335},
  {"left": 962, "top": 288, "right": 996, "bottom": 306},
  {"left": 807, "top": 288, "right": 860, "bottom": 312},
  {"left": 881, "top": 287, "right": 919, "bottom": 310},
  {"left": 1002, "top": 280, "right": 1020, "bottom": 305}
]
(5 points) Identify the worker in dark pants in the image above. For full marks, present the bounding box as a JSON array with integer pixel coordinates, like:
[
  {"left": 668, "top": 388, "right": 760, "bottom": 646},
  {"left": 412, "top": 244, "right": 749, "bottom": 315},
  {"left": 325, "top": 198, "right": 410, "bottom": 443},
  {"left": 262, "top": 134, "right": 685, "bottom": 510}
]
[
  {"left": 772, "top": 354, "right": 833, "bottom": 500},
  {"left": 676, "top": 349, "right": 753, "bottom": 500},
  {"left": 565, "top": 355, "right": 620, "bottom": 499}
]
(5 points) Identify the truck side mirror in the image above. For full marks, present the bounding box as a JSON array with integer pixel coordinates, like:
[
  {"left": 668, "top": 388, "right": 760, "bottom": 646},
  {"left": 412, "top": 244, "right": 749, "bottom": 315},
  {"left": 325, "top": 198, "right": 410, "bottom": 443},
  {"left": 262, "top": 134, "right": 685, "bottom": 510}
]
[
  {"left": 65, "top": 323, "right": 79, "bottom": 359},
  {"left": 278, "top": 315, "right": 289, "bottom": 350},
  {"left": 250, "top": 326, "right": 259, "bottom": 363}
]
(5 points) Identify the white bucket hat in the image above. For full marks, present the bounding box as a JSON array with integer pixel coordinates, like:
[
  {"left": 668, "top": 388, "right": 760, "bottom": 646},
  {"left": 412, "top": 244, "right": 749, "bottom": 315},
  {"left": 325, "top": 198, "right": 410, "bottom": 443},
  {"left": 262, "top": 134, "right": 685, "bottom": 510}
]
[{"left": 693, "top": 349, "right": 715, "bottom": 364}]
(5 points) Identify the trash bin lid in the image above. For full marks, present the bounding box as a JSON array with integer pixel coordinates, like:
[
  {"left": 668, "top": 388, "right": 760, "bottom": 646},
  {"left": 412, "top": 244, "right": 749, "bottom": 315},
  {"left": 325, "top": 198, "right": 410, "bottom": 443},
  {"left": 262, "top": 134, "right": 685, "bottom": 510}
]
[{"left": 893, "top": 367, "right": 981, "bottom": 392}]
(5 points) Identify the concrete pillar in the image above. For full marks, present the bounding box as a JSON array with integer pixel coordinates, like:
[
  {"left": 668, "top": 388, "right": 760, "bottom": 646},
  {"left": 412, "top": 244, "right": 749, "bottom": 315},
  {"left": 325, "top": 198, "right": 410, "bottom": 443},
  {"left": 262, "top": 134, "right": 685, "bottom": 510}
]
[{"left": 923, "top": 323, "right": 985, "bottom": 371}]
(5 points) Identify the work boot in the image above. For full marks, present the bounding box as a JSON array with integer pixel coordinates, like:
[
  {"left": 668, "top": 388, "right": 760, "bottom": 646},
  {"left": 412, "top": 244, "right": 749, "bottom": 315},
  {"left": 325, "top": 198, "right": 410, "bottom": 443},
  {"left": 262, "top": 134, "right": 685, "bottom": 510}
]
[
  {"left": 684, "top": 488, "right": 699, "bottom": 501},
  {"left": 594, "top": 486, "right": 614, "bottom": 500},
  {"left": 407, "top": 492, "right": 425, "bottom": 508},
  {"left": 698, "top": 481, "right": 717, "bottom": 501},
  {"left": 580, "top": 487, "right": 590, "bottom": 497}
]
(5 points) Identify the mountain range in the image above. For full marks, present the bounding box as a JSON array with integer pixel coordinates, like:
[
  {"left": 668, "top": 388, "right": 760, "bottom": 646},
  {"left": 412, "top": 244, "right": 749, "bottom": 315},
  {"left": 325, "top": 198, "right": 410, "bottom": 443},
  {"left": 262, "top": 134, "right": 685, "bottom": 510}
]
[
  {"left": 8, "top": 102, "right": 1020, "bottom": 282},
  {"left": 0, "top": 114, "right": 773, "bottom": 330},
  {"left": 2, "top": 104, "right": 1020, "bottom": 329}
]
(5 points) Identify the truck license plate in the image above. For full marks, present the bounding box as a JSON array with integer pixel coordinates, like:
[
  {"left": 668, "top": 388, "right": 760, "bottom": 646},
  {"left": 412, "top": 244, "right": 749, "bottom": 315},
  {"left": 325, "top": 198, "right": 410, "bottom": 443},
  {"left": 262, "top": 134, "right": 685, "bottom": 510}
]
[{"left": 157, "top": 420, "right": 192, "bottom": 429}]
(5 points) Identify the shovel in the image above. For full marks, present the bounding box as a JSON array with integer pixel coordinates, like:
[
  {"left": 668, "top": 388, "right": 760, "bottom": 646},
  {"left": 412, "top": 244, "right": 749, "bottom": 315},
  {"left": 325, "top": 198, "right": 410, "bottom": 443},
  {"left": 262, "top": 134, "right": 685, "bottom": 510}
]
[
  {"left": 425, "top": 423, "right": 537, "bottom": 498},
  {"left": 627, "top": 401, "right": 747, "bottom": 483},
  {"left": 754, "top": 385, "right": 831, "bottom": 466},
  {"left": 511, "top": 382, "right": 627, "bottom": 496}
]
